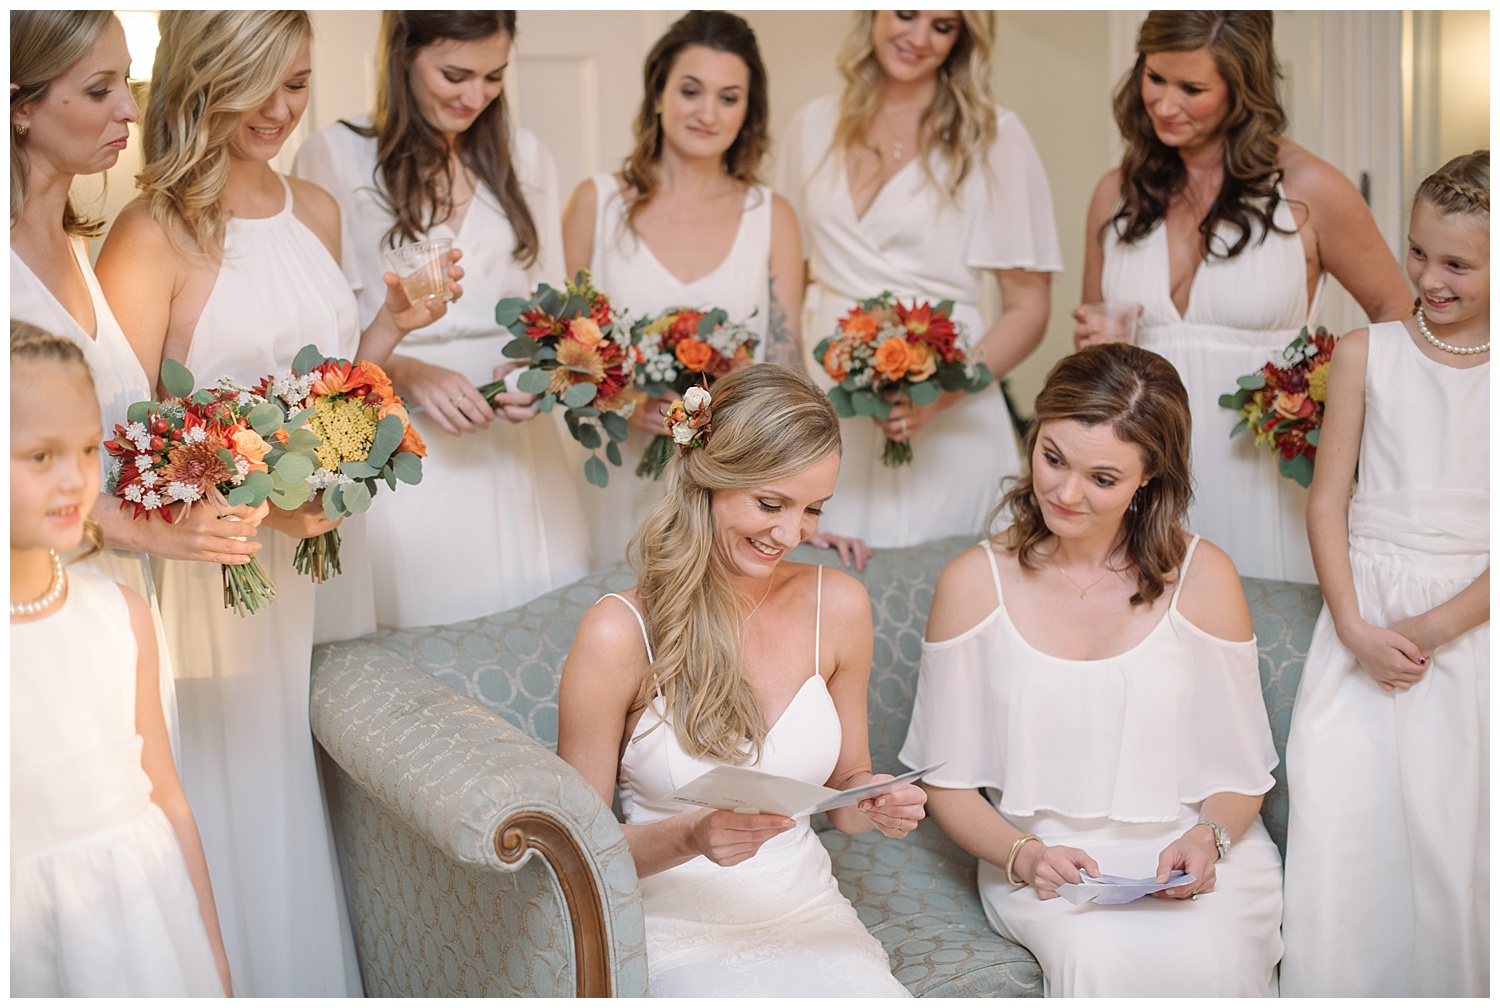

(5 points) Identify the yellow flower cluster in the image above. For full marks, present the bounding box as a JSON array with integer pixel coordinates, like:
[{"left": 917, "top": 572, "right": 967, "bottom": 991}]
[
  {"left": 310, "top": 396, "right": 378, "bottom": 469},
  {"left": 1307, "top": 361, "right": 1330, "bottom": 403}
]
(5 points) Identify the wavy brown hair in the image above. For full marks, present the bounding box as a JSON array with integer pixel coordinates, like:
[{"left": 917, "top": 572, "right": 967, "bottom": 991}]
[
  {"left": 833, "top": 11, "right": 996, "bottom": 198},
  {"left": 630, "top": 364, "right": 841, "bottom": 764},
  {"left": 10, "top": 10, "right": 116, "bottom": 236},
  {"left": 1110, "top": 11, "right": 1291, "bottom": 259},
  {"left": 619, "top": 11, "right": 768, "bottom": 230},
  {"left": 138, "top": 11, "right": 311, "bottom": 261},
  {"left": 990, "top": 344, "right": 1192, "bottom": 607},
  {"left": 355, "top": 11, "right": 537, "bottom": 266}
]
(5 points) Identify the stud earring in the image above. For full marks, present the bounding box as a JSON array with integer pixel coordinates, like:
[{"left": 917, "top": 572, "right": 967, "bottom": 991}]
[{"left": 13, "top": 123, "right": 28, "bottom": 136}]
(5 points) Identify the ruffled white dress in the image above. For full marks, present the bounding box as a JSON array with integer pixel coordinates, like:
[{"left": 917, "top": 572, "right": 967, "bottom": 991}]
[
  {"left": 155, "top": 175, "right": 362, "bottom": 996},
  {"left": 1102, "top": 194, "right": 1324, "bottom": 582},
  {"left": 778, "top": 96, "right": 1063, "bottom": 547},
  {"left": 295, "top": 118, "right": 590, "bottom": 627},
  {"left": 900, "top": 537, "right": 1283, "bottom": 996},
  {"left": 11, "top": 568, "right": 223, "bottom": 996},
  {"left": 582, "top": 174, "right": 772, "bottom": 568},
  {"left": 605, "top": 572, "right": 909, "bottom": 997},
  {"left": 1281, "top": 321, "right": 1489, "bottom": 996},
  {"left": 11, "top": 242, "right": 180, "bottom": 758}
]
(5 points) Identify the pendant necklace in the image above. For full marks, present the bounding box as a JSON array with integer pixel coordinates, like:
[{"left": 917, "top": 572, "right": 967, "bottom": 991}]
[
  {"left": 1416, "top": 306, "right": 1489, "bottom": 356},
  {"left": 11, "top": 550, "right": 66, "bottom": 618},
  {"left": 1054, "top": 560, "right": 1112, "bottom": 600}
]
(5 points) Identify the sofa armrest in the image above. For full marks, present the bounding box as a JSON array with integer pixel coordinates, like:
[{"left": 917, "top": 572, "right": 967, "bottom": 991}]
[{"left": 311, "top": 640, "right": 648, "bottom": 996}]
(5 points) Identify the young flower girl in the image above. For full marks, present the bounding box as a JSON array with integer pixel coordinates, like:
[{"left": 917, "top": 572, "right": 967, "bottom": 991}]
[{"left": 9, "top": 323, "right": 231, "bottom": 996}]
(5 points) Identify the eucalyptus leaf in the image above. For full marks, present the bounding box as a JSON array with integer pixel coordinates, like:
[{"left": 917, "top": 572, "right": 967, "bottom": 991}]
[
  {"left": 270, "top": 480, "right": 312, "bottom": 509},
  {"left": 600, "top": 410, "right": 630, "bottom": 443},
  {"left": 127, "top": 401, "right": 153, "bottom": 424},
  {"left": 160, "top": 358, "right": 195, "bottom": 400},
  {"left": 286, "top": 428, "right": 321, "bottom": 452},
  {"left": 850, "top": 389, "right": 879, "bottom": 418},
  {"left": 584, "top": 454, "right": 609, "bottom": 488},
  {"left": 605, "top": 440, "right": 622, "bottom": 466},
  {"left": 495, "top": 297, "right": 528, "bottom": 328},
  {"left": 1230, "top": 418, "right": 1249, "bottom": 438},
  {"left": 274, "top": 451, "right": 315, "bottom": 484},
  {"left": 1306, "top": 428, "right": 1319, "bottom": 446},
  {"left": 389, "top": 451, "right": 423, "bottom": 485},
  {"left": 365, "top": 414, "right": 404, "bottom": 470},
  {"left": 811, "top": 336, "right": 833, "bottom": 361},
  {"left": 517, "top": 368, "right": 551, "bottom": 394},
  {"left": 577, "top": 423, "right": 602, "bottom": 450},
  {"left": 535, "top": 346, "right": 558, "bottom": 362},
  {"left": 291, "top": 344, "right": 326, "bottom": 374},
  {"left": 342, "top": 480, "right": 373, "bottom": 514},
  {"left": 908, "top": 380, "right": 941, "bottom": 407},
  {"left": 322, "top": 488, "right": 343, "bottom": 521},
  {"left": 538, "top": 287, "right": 563, "bottom": 316},
  {"left": 338, "top": 459, "right": 378, "bottom": 479},
  {"left": 1281, "top": 453, "right": 1314, "bottom": 488},
  {"left": 286, "top": 407, "right": 315, "bottom": 430},
  {"left": 540, "top": 392, "right": 558, "bottom": 413},
  {"left": 562, "top": 382, "right": 598, "bottom": 409},
  {"left": 826, "top": 385, "right": 854, "bottom": 417},
  {"left": 697, "top": 308, "right": 728, "bottom": 336},
  {"left": 935, "top": 299, "right": 955, "bottom": 316},
  {"left": 569, "top": 405, "right": 599, "bottom": 418},
  {"left": 564, "top": 411, "right": 582, "bottom": 441},
  {"left": 227, "top": 470, "right": 273, "bottom": 506},
  {"left": 502, "top": 336, "right": 540, "bottom": 359},
  {"left": 248, "top": 402, "right": 287, "bottom": 436},
  {"left": 1237, "top": 373, "right": 1267, "bottom": 391},
  {"left": 560, "top": 293, "right": 589, "bottom": 319}
]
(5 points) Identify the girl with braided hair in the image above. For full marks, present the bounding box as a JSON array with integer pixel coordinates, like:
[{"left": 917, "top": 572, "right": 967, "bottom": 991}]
[{"left": 1281, "top": 151, "right": 1489, "bottom": 996}]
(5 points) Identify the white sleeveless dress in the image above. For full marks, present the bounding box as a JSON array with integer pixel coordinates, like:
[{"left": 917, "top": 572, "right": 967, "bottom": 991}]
[
  {"left": 1281, "top": 321, "right": 1489, "bottom": 996},
  {"left": 154, "top": 175, "right": 362, "bottom": 995},
  {"left": 777, "top": 96, "right": 1063, "bottom": 547},
  {"left": 604, "top": 570, "right": 909, "bottom": 997},
  {"left": 900, "top": 537, "right": 1284, "bottom": 996},
  {"left": 1102, "top": 194, "right": 1325, "bottom": 582},
  {"left": 11, "top": 568, "right": 223, "bottom": 996},
  {"left": 294, "top": 119, "right": 590, "bottom": 627},
  {"left": 582, "top": 174, "right": 772, "bottom": 568},
  {"left": 11, "top": 242, "right": 180, "bottom": 759}
]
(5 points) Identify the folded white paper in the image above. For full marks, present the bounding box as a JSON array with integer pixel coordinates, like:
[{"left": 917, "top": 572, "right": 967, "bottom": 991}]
[
  {"left": 1057, "top": 870, "right": 1197, "bottom": 905},
  {"left": 666, "top": 762, "right": 945, "bottom": 818}
]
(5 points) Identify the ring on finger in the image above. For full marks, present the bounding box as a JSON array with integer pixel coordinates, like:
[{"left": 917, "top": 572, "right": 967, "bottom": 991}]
[
  {"left": 451, "top": 395, "right": 465, "bottom": 410},
  {"left": 896, "top": 418, "right": 908, "bottom": 435}
]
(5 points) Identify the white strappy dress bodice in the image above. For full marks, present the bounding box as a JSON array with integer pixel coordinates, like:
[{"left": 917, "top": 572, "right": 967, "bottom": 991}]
[{"left": 600, "top": 570, "right": 908, "bottom": 997}]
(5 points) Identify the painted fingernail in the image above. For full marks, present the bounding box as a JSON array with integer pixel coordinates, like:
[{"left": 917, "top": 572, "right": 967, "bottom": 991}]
[{"left": 1418, "top": 657, "right": 1428, "bottom": 665}]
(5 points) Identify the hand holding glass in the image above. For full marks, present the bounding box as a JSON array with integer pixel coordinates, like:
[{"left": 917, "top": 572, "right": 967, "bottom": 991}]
[
  {"left": 1079, "top": 302, "right": 1142, "bottom": 345},
  {"left": 385, "top": 238, "right": 454, "bottom": 307}
]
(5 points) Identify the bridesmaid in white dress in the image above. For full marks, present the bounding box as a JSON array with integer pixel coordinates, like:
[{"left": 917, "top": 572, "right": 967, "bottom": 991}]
[
  {"left": 779, "top": 11, "right": 1062, "bottom": 548},
  {"left": 1076, "top": 11, "right": 1410, "bottom": 583},
  {"left": 95, "top": 12, "right": 446, "bottom": 996},
  {"left": 903, "top": 345, "right": 1283, "bottom": 996},
  {"left": 557, "top": 364, "right": 924, "bottom": 996},
  {"left": 295, "top": 11, "right": 590, "bottom": 628},
  {"left": 561, "top": 11, "right": 807, "bottom": 570},
  {"left": 8, "top": 10, "right": 260, "bottom": 759}
]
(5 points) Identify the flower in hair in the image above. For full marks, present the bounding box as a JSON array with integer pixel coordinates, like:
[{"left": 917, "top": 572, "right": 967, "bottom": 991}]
[{"left": 664, "top": 385, "right": 713, "bottom": 449}]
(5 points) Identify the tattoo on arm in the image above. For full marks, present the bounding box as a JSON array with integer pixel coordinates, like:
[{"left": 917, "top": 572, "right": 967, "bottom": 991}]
[{"left": 764, "top": 274, "right": 804, "bottom": 370}]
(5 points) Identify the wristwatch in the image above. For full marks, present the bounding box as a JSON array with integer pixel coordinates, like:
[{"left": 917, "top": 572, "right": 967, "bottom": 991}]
[{"left": 1197, "top": 820, "right": 1230, "bottom": 861}]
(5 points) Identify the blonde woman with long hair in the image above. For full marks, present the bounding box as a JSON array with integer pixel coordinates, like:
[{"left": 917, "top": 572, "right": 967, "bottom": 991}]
[
  {"left": 778, "top": 11, "right": 1062, "bottom": 548},
  {"left": 558, "top": 363, "right": 923, "bottom": 996},
  {"left": 93, "top": 10, "right": 442, "bottom": 994}
]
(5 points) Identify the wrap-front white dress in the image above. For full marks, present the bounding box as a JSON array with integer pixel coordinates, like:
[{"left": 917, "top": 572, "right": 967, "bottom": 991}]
[
  {"left": 900, "top": 537, "right": 1283, "bottom": 996},
  {"left": 582, "top": 174, "right": 771, "bottom": 569},
  {"left": 1102, "top": 193, "right": 1324, "bottom": 582},
  {"left": 778, "top": 95, "right": 1062, "bottom": 547},
  {"left": 1281, "top": 320, "right": 1489, "bottom": 996}
]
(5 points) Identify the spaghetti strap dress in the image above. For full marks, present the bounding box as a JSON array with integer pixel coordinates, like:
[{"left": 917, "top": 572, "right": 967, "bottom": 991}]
[
  {"left": 1102, "top": 192, "right": 1324, "bottom": 582},
  {"left": 1281, "top": 320, "right": 1489, "bottom": 996},
  {"left": 154, "top": 174, "right": 363, "bottom": 995},
  {"left": 11, "top": 241, "right": 180, "bottom": 759},
  {"left": 582, "top": 173, "right": 772, "bottom": 568},
  {"left": 602, "top": 568, "right": 909, "bottom": 996},
  {"left": 11, "top": 568, "right": 223, "bottom": 996},
  {"left": 900, "top": 537, "right": 1283, "bottom": 996}
]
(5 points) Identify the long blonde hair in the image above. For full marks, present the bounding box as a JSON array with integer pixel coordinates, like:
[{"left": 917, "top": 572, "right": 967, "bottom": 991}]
[
  {"left": 832, "top": 11, "right": 996, "bottom": 198},
  {"left": 631, "top": 364, "right": 841, "bottom": 763},
  {"left": 137, "top": 10, "right": 311, "bottom": 261},
  {"left": 10, "top": 10, "right": 115, "bottom": 235}
]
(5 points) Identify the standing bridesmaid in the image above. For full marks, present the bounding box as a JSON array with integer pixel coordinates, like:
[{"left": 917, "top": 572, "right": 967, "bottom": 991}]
[
  {"left": 779, "top": 11, "right": 1061, "bottom": 548},
  {"left": 295, "top": 10, "right": 591, "bottom": 627},
  {"left": 561, "top": 10, "right": 806, "bottom": 570},
  {"left": 95, "top": 11, "right": 438, "bottom": 995}
]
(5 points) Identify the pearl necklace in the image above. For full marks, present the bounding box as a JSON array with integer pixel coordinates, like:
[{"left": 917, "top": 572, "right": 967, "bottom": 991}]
[
  {"left": 11, "top": 550, "right": 66, "bottom": 618},
  {"left": 1417, "top": 306, "right": 1489, "bottom": 356}
]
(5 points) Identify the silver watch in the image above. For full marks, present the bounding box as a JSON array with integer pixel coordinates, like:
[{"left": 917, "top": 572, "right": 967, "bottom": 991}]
[{"left": 1198, "top": 820, "right": 1230, "bottom": 861}]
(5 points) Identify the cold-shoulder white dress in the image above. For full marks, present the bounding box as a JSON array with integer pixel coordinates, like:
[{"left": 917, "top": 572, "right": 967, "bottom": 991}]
[
  {"left": 901, "top": 537, "right": 1283, "bottom": 996},
  {"left": 778, "top": 95, "right": 1062, "bottom": 547},
  {"left": 1281, "top": 321, "right": 1489, "bottom": 996},
  {"left": 582, "top": 173, "right": 772, "bottom": 568}
]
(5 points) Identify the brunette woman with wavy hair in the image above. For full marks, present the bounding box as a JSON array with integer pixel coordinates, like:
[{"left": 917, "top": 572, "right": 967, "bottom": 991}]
[
  {"left": 904, "top": 343, "right": 1284, "bottom": 996},
  {"left": 778, "top": 11, "right": 1062, "bottom": 550},
  {"left": 561, "top": 11, "right": 821, "bottom": 572},
  {"left": 296, "top": 10, "right": 592, "bottom": 628},
  {"left": 558, "top": 363, "right": 922, "bottom": 996},
  {"left": 1076, "top": 10, "right": 1410, "bottom": 584}
]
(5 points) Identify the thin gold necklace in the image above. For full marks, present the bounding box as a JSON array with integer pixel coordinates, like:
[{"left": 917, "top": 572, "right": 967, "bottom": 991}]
[
  {"left": 1053, "top": 559, "right": 1113, "bottom": 600},
  {"left": 742, "top": 574, "right": 775, "bottom": 623}
]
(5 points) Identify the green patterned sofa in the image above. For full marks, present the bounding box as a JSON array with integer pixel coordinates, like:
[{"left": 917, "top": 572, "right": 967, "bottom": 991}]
[{"left": 309, "top": 535, "right": 1322, "bottom": 997}]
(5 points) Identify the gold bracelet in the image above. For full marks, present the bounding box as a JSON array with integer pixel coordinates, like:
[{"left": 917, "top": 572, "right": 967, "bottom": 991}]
[{"left": 1006, "top": 833, "right": 1042, "bottom": 887}]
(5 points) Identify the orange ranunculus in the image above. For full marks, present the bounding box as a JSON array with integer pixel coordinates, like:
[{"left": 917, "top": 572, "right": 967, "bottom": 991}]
[
  {"left": 674, "top": 338, "right": 714, "bottom": 372},
  {"left": 873, "top": 336, "right": 912, "bottom": 380},
  {"left": 310, "top": 359, "right": 354, "bottom": 397},
  {"left": 569, "top": 316, "right": 605, "bottom": 348},
  {"left": 668, "top": 309, "right": 704, "bottom": 341},
  {"left": 904, "top": 340, "right": 937, "bottom": 382},
  {"left": 230, "top": 428, "right": 272, "bottom": 472},
  {"left": 1273, "top": 390, "right": 1315, "bottom": 421},
  {"left": 348, "top": 360, "right": 394, "bottom": 400},
  {"left": 841, "top": 310, "right": 880, "bottom": 343},
  {"left": 823, "top": 341, "right": 854, "bottom": 382}
]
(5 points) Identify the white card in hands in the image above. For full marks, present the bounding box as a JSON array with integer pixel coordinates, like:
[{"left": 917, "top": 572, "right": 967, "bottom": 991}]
[
  {"left": 1057, "top": 869, "right": 1196, "bottom": 905},
  {"left": 666, "top": 763, "right": 945, "bottom": 818}
]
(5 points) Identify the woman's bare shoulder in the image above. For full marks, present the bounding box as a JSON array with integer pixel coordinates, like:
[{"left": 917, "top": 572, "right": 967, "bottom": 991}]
[{"left": 1174, "top": 537, "right": 1253, "bottom": 642}]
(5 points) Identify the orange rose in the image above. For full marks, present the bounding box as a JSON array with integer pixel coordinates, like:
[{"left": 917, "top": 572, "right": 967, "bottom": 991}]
[
  {"left": 873, "top": 337, "right": 912, "bottom": 380},
  {"left": 904, "top": 341, "right": 937, "bottom": 382},
  {"left": 841, "top": 311, "right": 880, "bottom": 343},
  {"left": 569, "top": 316, "right": 605, "bottom": 348},
  {"left": 230, "top": 428, "right": 272, "bottom": 472},
  {"left": 823, "top": 341, "right": 854, "bottom": 382},
  {"left": 674, "top": 338, "right": 714, "bottom": 373},
  {"left": 1273, "top": 390, "right": 1314, "bottom": 420}
]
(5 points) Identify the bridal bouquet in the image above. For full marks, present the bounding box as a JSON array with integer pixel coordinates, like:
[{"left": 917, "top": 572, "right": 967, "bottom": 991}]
[
  {"left": 104, "top": 359, "right": 314, "bottom": 615},
  {"left": 257, "top": 344, "right": 427, "bottom": 583},
  {"left": 813, "top": 292, "right": 992, "bottom": 466},
  {"left": 631, "top": 306, "right": 757, "bottom": 479},
  {"left": 492, "top": 269, "right": 640, "bottom": 487},
  {"left": 1218, "top": 325, "right": 1335, "bottom": 488}
]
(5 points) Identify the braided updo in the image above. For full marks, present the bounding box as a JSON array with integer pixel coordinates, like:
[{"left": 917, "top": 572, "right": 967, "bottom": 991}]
[{"left": 1415, "top": 150, "right": 1489, "bottom": 218}]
